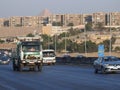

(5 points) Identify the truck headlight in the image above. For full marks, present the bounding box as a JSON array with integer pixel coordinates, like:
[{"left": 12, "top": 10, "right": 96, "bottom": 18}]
[
  {"left": 38, "top": 60, "right": 41, "bottom": 63},
  {"left": 22, "top": 60, "right": 26, "bottom": 63}
]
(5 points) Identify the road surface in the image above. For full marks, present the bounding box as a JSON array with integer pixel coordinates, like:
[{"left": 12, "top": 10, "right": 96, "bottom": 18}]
[{"left": 0, "top": 63, "right": 120, "bottom": 90}]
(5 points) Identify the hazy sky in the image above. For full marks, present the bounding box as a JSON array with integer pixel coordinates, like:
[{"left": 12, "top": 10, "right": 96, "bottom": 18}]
[{"left": 0, "top": 0, "right": 119, "bottom": 17}]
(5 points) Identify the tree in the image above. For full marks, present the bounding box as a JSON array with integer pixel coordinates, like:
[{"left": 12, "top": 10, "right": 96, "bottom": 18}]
[
  {"left": 86, "top": 40, "right": 97, "bottom": 52},
  {"left": 0, "top": 39, "right": 5, "bottom": 43},
  {"left": 85, "top": 22, "right": 93, "bottom": 31},
  {"left": 41, "top": 34, "right": 52, "bottom": 49},
  {"left": 52, "top": 22, "right": 62, "bottom": 26},
  {"left": 67, "top": 23, "right": 74, "bottom": 26},
  {"left": 4, "top": 20, "right": 9, "bottom": 27},
  {"left": 95, "top": 22, "right": 104, "bottom": 30},
  {"left": 115, "top": 47, "right": 120, "bottom": 52},
  {"left": 15, "top": 24, "right": 22, "bottom": 27},
  {"left": 26, "top": 33, "right": 34, "bottom": 37}
]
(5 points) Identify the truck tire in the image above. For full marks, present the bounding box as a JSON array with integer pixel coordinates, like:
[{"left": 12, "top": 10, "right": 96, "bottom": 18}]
[
  {"left": 13, "top": 63, "right": 17, "bottom": 71},
  {"left": 38, "top": 64, "right": 42, "bottom": 72},
  {"left": 13, "top": 58, "right": 17, "bottom": 71},
  {"left": 18, "top": 64, "right": 23, "bottom": 72},
  {"left": 52, "top": 63, "right": 55, "bottom": 65}
]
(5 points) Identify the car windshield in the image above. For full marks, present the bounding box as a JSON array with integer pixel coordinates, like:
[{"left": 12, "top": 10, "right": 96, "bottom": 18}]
[
  {"left": 104, "top": 56, "right": 120, "bottom": 62},
  {"left": 43, "top": 52, "right": 55, "bottom": 57},
  {"left": 0, "top": 56, "right": 9, "bottom": 61},
  {"left": 22, "top": 45, "right": 40, "bottom": 52}
]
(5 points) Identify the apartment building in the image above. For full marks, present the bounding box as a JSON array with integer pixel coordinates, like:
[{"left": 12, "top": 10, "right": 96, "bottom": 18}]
[
  {"left": 66, "top": 14, "right": 80, "bottom": 26},
  {"left": 0, "top": 18, "right": 5, "bottom": 27},
  {"left": 22, "top": 16, "right": 38, "bottom": 27},
  {"left": 41, "top": 24, "right": 52, "bottom": 36},
  {"left": 92, "top": 12, "right": 106, "bottom": 27},
  {"left": 110, "top": 12, "right": 120, "bottom": 27},
  {"left": 0, "top": 11, "right": 120, "bottom": 37},
  {"left": 51, "top": 14, "right": 66, "bottom": 26},
  {"left": 9, "top": 16, "right": 22, "bottom": 27}
]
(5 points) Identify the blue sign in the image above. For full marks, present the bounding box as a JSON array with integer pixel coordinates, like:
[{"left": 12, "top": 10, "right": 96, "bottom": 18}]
[{"left": 98, "top": 45, "right": 104, "bottom": 57}]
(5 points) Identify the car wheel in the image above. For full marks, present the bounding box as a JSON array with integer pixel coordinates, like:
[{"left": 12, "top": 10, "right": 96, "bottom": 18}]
[
  {"left": 38, "top": 63, "right": 42, "bottom": 72},
  {"left": 101, "top": 67, "right": 106, "bottom": 74},
  {"left": 18, "top": 64, "right": 23, "bottom": 72},
  {"left": 94, "top": 69, "right": 98, "bottom": 74}
]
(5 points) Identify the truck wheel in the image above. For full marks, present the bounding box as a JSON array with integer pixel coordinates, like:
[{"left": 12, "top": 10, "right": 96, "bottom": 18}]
[
  {"left": 12, "top": 58, "right": 16, "bottom": 71},
  {"left": 52, "top": 63, "right": 55, "bottom": 65},
  {"left": 13, "top": 64, "right": 16, "bottom": 71},
  {"left": 18, "top": 64, "right": 23, "bottom": 72},
  {"left": 38, "top": 64, "right": 42, "bottom": 72}
]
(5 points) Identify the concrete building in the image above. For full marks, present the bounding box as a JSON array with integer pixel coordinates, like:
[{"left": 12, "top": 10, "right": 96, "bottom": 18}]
[
  {"left": 10, "top": 16, "right": 22, "bottom": 27},
  {"left": 65, "top": 14, "right": 83, "bottom": 26},
  {"left": 92, "top": 12, "right": 106, "bottom": 27},
  {"left": 41, "top": 24, "right": 52, "bottom": 36},
  {"left": 0, "top": 18, "right": 5, "bottom": 27},
  {"left": 51, "top": 14, "right": 66, "bottom": 26},
  {"left": 109, "top": 12, "right": 120, "bottom": 27}
]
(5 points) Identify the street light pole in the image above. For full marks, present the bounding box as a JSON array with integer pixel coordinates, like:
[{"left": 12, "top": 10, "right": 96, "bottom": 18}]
[
  {"left": 55, "top": 33, "right": 57, "bottom": 53},
  {"left": 84, "top": 22, "right": 87, "bottom": 57},
  {"left": 65, "top": 32, "right": 66, "bottom": 53},
  {"left": 48, "top": 35, "right": 50, "bottom": 49},
  {"left": 109, "top": 13, "right": 112, "bottom": 56}
]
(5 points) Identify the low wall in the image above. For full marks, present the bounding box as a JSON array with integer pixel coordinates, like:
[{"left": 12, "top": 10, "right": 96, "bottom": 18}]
[
  {"left": 56, "top": 57, "right": 97, "bottom": 65},
  {"left": 56, "top": 55, "right": 120, "bottom": 65}
]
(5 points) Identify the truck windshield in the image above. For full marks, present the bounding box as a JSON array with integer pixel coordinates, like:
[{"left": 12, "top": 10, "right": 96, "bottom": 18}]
[
  {"left": 43, "top": 52, "right": 55, "bottom": 57},
  {"left": 22, "top": 45, "right": 40, "bottom": 52}
]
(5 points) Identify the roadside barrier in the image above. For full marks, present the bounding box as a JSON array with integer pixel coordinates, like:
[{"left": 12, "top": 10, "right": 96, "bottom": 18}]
[{"left": 56, "top": 57, "right": 98, "bottom": 65}]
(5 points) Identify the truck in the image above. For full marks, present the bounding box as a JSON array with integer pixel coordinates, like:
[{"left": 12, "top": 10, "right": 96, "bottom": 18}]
[
  {"left": 42, "top": 49, "right": 56, "bottom": 65},
  {"left": 12, "top": 37, "right": 43, "bottom": 72}
]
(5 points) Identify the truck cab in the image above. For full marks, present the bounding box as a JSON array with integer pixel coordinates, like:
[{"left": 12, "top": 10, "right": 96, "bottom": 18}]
[{"left": 12, "top": 37, "right": 43, "bottom": 72}]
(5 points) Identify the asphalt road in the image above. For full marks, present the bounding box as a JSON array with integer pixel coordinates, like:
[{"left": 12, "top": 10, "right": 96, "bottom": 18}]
[{"left": 0, "top": 63, "right": 120, "bottom": 90}]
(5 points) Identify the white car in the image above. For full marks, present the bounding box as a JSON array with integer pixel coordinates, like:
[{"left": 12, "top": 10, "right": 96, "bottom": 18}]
[
  {"left": 93, "top": 56, "right": 120, "bottom": 74},
  {"left": 42, "top": 49, "right": 56, "bottom": 65}
]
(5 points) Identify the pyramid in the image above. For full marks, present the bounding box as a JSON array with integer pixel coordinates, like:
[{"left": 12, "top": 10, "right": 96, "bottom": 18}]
[{"left": 39, "top": 9, "right": 52, "bottom": 17}]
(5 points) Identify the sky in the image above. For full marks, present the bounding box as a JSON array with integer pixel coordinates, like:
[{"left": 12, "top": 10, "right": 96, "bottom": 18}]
[{"left": 0, "top": 0, "right": 119, "bottom": 17}]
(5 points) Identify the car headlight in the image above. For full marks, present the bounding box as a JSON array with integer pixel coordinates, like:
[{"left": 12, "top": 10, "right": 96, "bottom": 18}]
[
  {"left": 104, "top": 64, "right": 109, "bottom": 67},
  {"left": 8, "top": 59, "right": 10, "bottom": 61}
]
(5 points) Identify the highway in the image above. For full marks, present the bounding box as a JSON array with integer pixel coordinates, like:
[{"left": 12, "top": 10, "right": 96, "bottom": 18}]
[{"left": 0, "top": 63, "right": 120, "bottom": 90}]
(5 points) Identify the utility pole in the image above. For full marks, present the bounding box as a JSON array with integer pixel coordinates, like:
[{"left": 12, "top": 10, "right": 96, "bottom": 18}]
[
  {"left": 109, "top": 13, "right": 112, "bottom": 56},
  {"left": 55, "top": 32, "right": 57, "bottom": 53},
  {"left": 84, "top": 22, "right": 87, "bottom": 57},
  {"left": 48, "top": 35, "right": 50, "bottom": 49},
  {"left": 65, "top": 32, "right": 66, "bottom": 53}
]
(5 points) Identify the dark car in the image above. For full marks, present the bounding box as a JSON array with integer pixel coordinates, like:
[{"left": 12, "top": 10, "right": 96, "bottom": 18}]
[
  {"left": 76, "top": 54, "right": 85, "bottom": 59},
  {"left": 74, "top": 54, "right": 85, "bottom": 63},
  {"left": 0, "top": 55, "right": 10, "bottom": 64},
  {"left": 93, "top": 56, "right": 120, "bottom": 74},
  {"left": 62, "top": 54, "right": 71, "bottom": 63}
]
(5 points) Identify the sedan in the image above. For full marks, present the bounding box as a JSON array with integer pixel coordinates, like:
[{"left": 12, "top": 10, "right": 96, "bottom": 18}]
[
  {"left": 62, "top": 54, "right": 71, "bottom": 63},
  {"left": 0, "top": 55, "right": 10, "bottom": 64},
  {"left": 93, "top": 56, "right": 120, "bottom": 74}
]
